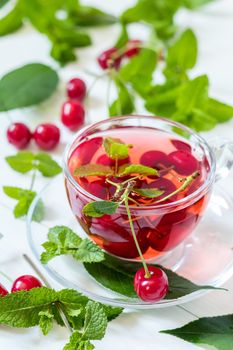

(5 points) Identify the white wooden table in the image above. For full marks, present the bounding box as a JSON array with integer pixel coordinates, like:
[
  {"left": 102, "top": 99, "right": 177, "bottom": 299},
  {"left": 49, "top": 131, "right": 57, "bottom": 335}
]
[{"left": 0, "top": 0, "right": 233, "bottom": 348}]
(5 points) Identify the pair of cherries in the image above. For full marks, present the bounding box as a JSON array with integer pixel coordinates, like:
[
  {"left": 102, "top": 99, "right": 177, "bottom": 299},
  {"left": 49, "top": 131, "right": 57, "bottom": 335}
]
[
  {"left": 7, "top": 123, "right": 60, "bottom": 150},
  {"left": 98, "top": 39, "right": 142, "bottom": 70},
  {"left": 0, "top": 274, "right": 42, "bottom": 296}
]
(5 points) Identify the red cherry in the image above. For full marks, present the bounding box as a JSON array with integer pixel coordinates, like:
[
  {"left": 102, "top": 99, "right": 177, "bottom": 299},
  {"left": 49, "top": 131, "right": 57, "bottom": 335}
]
[
  {"left": 33, "top": 123, "right": 60, "bottom": 150},
  {"left": 91, "top": 216, "right": 149, "bottom": 259},
  {"left": 87, "top": 180, "right": 109, "bottom": 200},
  {"left": 148, "top": 210, "right": 198, "bottom": 251},
  {"left": 7, "top": 122, "right": 31, "bottom": 149},
  {"left": 124, "top": 40, "right": 142, "bottom": 58},
  {"left": 140, "top": 150, "right": 170, "bottom": 169},
  {"left": 97, "top": 48, "right": 122, "bottom": 70},
  {"left": 171, "top": 139, "right": 192, "bottom": 153},
  {"left": 67, "top": 78, "right": 86, "bottom": 101},
  {"left": 96, "top": 154, "right": 130, "bottom": 167},
  {"left": 134, "top": 266, "right": 169, "bottom": 302},
  {"left": 61, "top": 100, "right": 85, "bottom": 131},
  {"left": 0, "top": 283, "right": 8, "bottom": 296},
  {"left": 11, "top": 275, "right": 42, "bottom": 292},
  {"left": 167, "top": 150, "right": 198, "bottom": 176}
]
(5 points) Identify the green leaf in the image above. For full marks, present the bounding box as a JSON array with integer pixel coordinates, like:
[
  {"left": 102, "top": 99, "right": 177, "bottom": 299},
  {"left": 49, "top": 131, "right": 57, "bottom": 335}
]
[
  {"left": 70, "top": 5, "right": 117, "bottom": 27},
  {"left": 0, "top": 0, "right": 10, "bottom": 8},
  {"left": 0, "top": 63, "right": 59, "bottom": 111},
  {"left": 109, "top": 80, "right": 134, "bottom": 116},
  {"left": 5, "top": 151, "right": 34, "bottom": 173},
  {"left": 41, "top": 226, "right": 104, "bottom": 264},
  {"left": 0, "top": 287, "right": 57, "bottom": 328},
  {"left": 64, "top": 332, "right": 94, "bottom": 350},
  {"left": 206, "top": 98, "right": 233, "bottom": 123},
  {"left": 74, "top": 239, "right": 105, "bottom": 263},
  {"left": 183, "top": 0, "right": 213, "bottom": 9},
  {"left": 115, "top": 24, "right": 129, "bottom": 48},
  {"left": 119, "top": 48, "right": 157, "bottom": 97},
  {"left": 74, "top": 164, "right": 114, "bottom": 177},
  {"left": 164, "top": 29, "right": 198, "bottom": 81},
  {"left": 103, "top": 137, "right": 132, "bottom": 160},
  {"left": 83, "top": 201, "right": 119, "bottom": 218},
  {"left": 0, "top": 6, "right": 23, "bottom": 36},
  {"left": 176, "top": 75, "right": 209, "bottom": 113},
  {"left": 3, "top": 186, "right": 44, "bottom": 222},
  {"left": 118, "top": 164, "right": 158, "bottom": 176},
  {"left": 161, "top": 315, "right": 233, "bottom": 350},
  {"left": 39, "top": 310, "right": 54, "bottom": 335},
  {"left": 85, "top": 256, "right": 220, "bottom": 299},
  {"left": 82, "top": 301, "right": 108, "bottom": 340},
  {"left": 132, "top": 188, "right": 164, "bottom": 198},
  {"left": 50, "top": 43, "right": 76, "bottom": 66},
  {"left": 34, "top": 153, "right": 62, "bottom": 177},
  {"left": 102, "top": 305, "right": 123, "bottom": 321}
]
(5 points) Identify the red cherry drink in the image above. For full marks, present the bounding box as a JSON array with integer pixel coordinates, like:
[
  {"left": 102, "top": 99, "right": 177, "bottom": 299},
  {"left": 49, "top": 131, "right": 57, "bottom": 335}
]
[{"left": 66, "top": 127, "right": 210, "bottom": 261}]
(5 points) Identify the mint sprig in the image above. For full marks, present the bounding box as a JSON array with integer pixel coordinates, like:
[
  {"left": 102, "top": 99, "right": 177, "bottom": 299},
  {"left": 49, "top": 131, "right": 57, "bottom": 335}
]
[{"left": 41, "top": 226, "right": 105, "bottom": 264}]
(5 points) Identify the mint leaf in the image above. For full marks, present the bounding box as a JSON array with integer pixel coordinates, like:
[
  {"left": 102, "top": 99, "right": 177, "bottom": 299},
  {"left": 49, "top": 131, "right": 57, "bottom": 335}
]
[
  {"left": 74, "top": 164, "right": 114, "bottom": 177},
  {"left": 84, "top": 256, "right": 220, "bottom": 299},
  {"left": 118, "top": 164, "right": 158, "bottom": 176},
  {"left": 82, "top": 301, "right": 107, "bottom": 340},
  {"left": 176, "top": 75, "right": 209, "bottom": 113},
  {"left": 0, "top": 63, "right": 59, "bottom": 111},
  {"left": 206, "top": 98, "right": 233, "bottom": 123},
  {"left": 119, "top": 48, "right": 157, "bottom": 97},
  {"left": 41, "top": 226, "right": 104, "bottom": 264},
  {"left": 34, "top": 153, "right": 62, "bottom": 177},
  {"left": 5, "top": 151, "right": 61, "bottom": 177},
  {"left": 115, "top": 24, "right": 129, "bottom": 48},
  {"left": 83, "top": 201, "right": 119, "bottom": 217},
  {"left": 0, "top": 6, "right": 23, "bottom": 36},
  {"left": 164, "top": 29, "right": 198, "bottom": 82},
  {"left": 39, "top": 310, "right": 54, "bottom": 335},
  {"left": 132, "top": 188, "right": 164, "bottom": 198},
  {"left": 3, "top": 186, "right": 44, "bottom": 222},
  {"left": 109, "top": 79, "right": 134, "bottom": 116},
  {"left": 72, "top": 6, "right": 117, "bottom": 27},
  {"left": 64, "top": 332, "right": 94, "bottom": 350},
  {"left": 74, "top": 239, "right": 105, "bottom": 263},
  {"left": 161, "top": 315, "right": 233, "bottom": 350},
  {"left": 183, "top": 0, "right": 213, "bottom": 9},
  {"left": 0, "top": 0, "right": 10, "bottom": 8},
  {"left": 0, "top": 287, "right": 57, "bottom": 328},
  {"left": 103, "top": 137, "right": 132, "bottom": 160},
  {"left": 6, "top": 151, "right": 34, "bottom": 173}
]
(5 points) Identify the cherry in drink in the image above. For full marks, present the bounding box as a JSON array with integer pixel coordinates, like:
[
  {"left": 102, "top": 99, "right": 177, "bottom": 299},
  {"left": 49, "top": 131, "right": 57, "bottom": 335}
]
[{"left": 65, "top": 126, "right": 210, "bottom": 261}]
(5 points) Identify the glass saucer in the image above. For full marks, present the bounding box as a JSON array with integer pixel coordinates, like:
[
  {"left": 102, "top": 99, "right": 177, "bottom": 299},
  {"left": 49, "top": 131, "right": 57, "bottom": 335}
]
[{"left": 27, "top": 175, "right": 233, "bottom": 309}]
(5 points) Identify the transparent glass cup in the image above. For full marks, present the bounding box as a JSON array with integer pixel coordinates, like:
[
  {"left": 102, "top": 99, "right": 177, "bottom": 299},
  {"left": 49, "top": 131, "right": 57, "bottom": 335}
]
[{"left": 63, "top": 115, "right": 233, "bottom": 262}]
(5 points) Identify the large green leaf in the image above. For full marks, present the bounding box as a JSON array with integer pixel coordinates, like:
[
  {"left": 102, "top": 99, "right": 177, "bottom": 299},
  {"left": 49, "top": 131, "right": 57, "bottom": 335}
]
[
  {"left": 161, "top": 315, "right": 233, "bottom": 350},
  {"left": 0, "top": 6, "right": 23, "bottom": 36},
  {"left": 0, "top": 63, "right": 59, "bottom": 111}
]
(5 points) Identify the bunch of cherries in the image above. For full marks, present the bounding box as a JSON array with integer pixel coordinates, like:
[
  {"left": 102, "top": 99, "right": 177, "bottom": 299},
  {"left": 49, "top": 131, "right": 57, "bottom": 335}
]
[{"left": 0, "top": 274, "right": 42, "bottom": 296}]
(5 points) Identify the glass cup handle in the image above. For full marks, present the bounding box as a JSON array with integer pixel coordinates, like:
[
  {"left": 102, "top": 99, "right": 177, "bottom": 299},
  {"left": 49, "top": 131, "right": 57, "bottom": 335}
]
[{"left": 208, "top": 137, "right": 233, "bottom": 182}]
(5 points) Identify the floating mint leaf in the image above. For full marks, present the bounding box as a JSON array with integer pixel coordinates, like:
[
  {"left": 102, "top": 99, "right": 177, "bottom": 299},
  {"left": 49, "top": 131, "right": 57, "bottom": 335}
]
[
  {"left": 41, "top": 226, "right": 104, "bottom": 264},
  {"left": 82, "top": 301, "right": 108, "bottom": 340},
  {"left": 103, "top": 137, "right": 132, "bottom": 160},
  {"left": 164, "top": 29, "right": 198, "bottom": 82},
  {"left": 0, "top": 63, "right": 59, "bottom": 111},
  {"left": 132, "top": 188, "right": 164, "bottom": 198},
  {"left": 84, "top": 256, "right": 221, "bottom": 299},
  {"left": 3, "top": 186, "right": 44, "bottom": 222},
  {"left": 5, "top": 151, "right": 34, "bottom": 173},
  {"left": 34, "top": 153, "right": 62, "bottom": 177},
  {"left": 161, "top": 315, "right": 233, "bottom": 350},
  {"left": 74, "top": 164, "right": 114, "bottom": 177},
  {"left": 39, "top": 310, "right": 54, "bottom": 336},
  {"left": 118, "top": 164, "right": 158, "bottom": 176},
  {"left": 109, "top": 79, "right": 134, "bottom": 116},
  {"left": 83, "top": 201, "right": 119, "bottom": 217}
]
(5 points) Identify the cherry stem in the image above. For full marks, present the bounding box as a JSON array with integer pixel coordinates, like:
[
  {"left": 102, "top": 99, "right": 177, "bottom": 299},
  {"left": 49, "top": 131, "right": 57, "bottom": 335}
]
[
  {"left": 123, "top": 188, "right": 150, "bottom": 278},
  {"left": 154, "top": 170, "right": 200, "bottom": 204},
  {"left": 0, "top": 270, "right": 13, "bottom": 283},
  {"left": 29, "top": 169, "right": 37, "bottom": 191}
]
